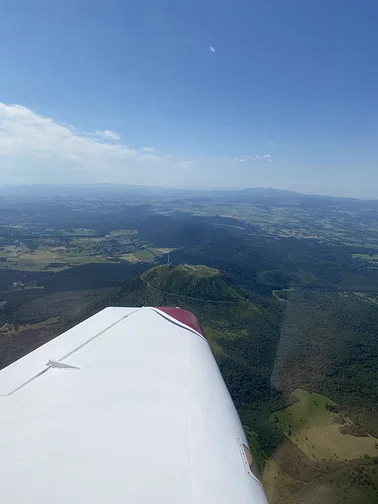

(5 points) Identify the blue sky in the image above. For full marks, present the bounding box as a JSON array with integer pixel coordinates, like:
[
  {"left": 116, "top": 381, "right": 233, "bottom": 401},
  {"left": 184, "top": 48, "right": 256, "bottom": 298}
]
[{"left": 0, "top": 0, "right": 377, "bottom": 197}]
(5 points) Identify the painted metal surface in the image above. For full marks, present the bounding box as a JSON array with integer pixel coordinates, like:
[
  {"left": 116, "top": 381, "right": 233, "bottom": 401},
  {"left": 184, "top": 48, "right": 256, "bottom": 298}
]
[
  {"left": 0, "top": 307, "right": 268, "bottom": 504},
  {"left": 154, "top": 306, "right": 205, "bottom": 337}
]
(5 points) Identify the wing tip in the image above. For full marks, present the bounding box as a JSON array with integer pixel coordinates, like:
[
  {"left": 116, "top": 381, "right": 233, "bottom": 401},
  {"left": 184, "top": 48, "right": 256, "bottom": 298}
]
[{"left": 154, "top": 307, "right": 205, "bottom": 338}]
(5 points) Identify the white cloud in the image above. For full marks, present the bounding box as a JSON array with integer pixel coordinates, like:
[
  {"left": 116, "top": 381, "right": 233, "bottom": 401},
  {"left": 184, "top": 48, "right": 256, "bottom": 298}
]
[
  {"left": 0, "top": 103, "right": 186, "bottom": 184},
  {"left": 0, "top": 104, "right": 134, "bottom": 165},
  {"left": 93, "top": 129, "right": 120, "bottom": 140},
  {"left": 209, "top": 46, "right": 215, "bottom": 53},
  {"left": 263, "top": 154, "right": 272, "bottom": 159}
]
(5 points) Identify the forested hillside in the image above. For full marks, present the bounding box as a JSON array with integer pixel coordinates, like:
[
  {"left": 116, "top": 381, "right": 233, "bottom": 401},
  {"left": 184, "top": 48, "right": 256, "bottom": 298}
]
[
  {"left": 142, "top": 264, "right": 243, "bottom": 300},
  {"left": 271, "top": 289, "right": 378, "bottom": 436}
]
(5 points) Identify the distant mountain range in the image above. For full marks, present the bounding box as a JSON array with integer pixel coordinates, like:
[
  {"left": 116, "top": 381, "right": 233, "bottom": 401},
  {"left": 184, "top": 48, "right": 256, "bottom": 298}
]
[{"left": 2, "top": 183, "right": 378, "bottom": 205}]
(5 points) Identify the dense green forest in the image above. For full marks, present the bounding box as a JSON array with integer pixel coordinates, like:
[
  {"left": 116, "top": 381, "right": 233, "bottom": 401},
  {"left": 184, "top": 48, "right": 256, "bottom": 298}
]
[{"left": 271, "top": 289, "right": 378, "bottom": 436}]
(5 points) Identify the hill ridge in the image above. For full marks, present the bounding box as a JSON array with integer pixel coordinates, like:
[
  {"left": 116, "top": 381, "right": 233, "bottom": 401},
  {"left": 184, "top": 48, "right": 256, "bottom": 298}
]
[
  {"left": 140, "top": 264, "right": 242, "bottom": 303},
  {"left": 140, "top": 264, "right": 243, "bottom": 302}
]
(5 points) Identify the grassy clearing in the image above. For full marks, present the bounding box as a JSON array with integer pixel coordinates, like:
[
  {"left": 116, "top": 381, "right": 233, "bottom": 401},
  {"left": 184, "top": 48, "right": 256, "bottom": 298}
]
[
  {"left": 3, "top": 245, "right": 21, "bottom": 256},
  {"left": 0, "top": 244, "right": 29, "bottom": 259},
  {"left": 269, "top": 389, "right": 378, "bottom": 461},
  {"left": 150, "top": 247, "right": 175, "bottom": 254},
  {"left": 69, "top": 237, "right": 101, "bottom": 250},
  {"left": 202, "top": 325, "right": 229, "bottom": 359},
  {"left": 271, "top": 389, "right": 337, "bottom": 431},
  {"left": 294, "top": 425, "right": 378, "bottom": 461},
  {"left": 106, "top": 229, "right": 138, "bottom": 238},
  {"left": 0, "top": 317, "right": 60, "bottom": 336},
  {"left": 15, "top": 249, "right": 67, "bottom": 271},
  {"left": 3, "top": 246, "right": 116, "bottom": 271},
  {"left": 178, "top": 264, "right": 220, "bottom": 277},
  {"left": 121, "top": 247, "right": 172, "bottom": 263},
  {"left": 120, "top": 253, "right": 140, "bottom": 263},
  {"left": 121, "top": 249, "right": 157, "bottom": 263},
  {"left": 133, "top": 249, "right": 156, "bottom": 260},
  {"left": 0, "top": 231, "right": 144, "bottom": 271}
]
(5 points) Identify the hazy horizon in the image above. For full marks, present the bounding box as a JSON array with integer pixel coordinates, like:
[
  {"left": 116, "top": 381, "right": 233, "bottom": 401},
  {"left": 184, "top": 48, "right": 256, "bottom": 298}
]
[
  {"left": 1, "top": 2, "right": 378, "bottom": 198},
  {"left": 1, "top": 181, "right": 377, "bottom": 201}
]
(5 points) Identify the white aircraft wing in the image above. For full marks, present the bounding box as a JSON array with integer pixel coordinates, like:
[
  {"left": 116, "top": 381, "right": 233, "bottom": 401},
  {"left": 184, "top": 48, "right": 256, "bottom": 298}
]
[{"left": 0, "top": 306, "right": 268, "bottom": 504}]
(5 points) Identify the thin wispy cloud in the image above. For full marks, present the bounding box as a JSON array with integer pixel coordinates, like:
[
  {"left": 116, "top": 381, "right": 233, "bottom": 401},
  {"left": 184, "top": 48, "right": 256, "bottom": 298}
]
[
  {"left": 92, "top": 129, "right": 120, "bottom": 140},
  {"left": 209, "top": 46, "right": 215, "bottom": 53},
  {"left": 232, "top": 154, "right": 273, "bottom": 162},
  {"left": 141, "top": 147, "right": 155, "bottom": 152}
]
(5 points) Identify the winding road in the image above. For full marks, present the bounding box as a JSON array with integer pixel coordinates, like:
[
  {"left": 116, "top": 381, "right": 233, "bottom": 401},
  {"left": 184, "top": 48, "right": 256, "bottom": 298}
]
[{"left": 140, "top": 272, "right": 239, "bottom": 304}]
